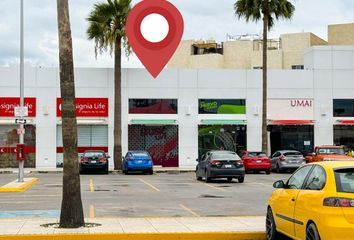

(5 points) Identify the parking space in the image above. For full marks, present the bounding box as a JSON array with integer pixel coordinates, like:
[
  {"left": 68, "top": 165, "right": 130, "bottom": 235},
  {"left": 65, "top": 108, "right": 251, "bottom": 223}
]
[{"left": 0, "top": 172, "right": 291, "bottom": 218}]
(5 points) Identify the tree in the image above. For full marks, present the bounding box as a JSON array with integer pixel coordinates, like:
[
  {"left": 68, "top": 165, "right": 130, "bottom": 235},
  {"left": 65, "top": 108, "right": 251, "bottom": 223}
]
[
  {"left": 57, "top": 0, "right": 84, "bottom": 228},
  {"left": 87, "top": 0, "right": 132, "bottom": 170},
  {"left": 234, "top": 0, "right": 295, "bottom": 154}
]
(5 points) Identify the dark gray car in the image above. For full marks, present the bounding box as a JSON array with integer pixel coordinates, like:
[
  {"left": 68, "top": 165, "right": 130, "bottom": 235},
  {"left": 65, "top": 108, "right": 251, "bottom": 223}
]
[
  {"left": 196, "top": 150, "right": 245, "bottom": 183},
  {"left": 270, "top": 150, "right": 305, "bottom": 173}
]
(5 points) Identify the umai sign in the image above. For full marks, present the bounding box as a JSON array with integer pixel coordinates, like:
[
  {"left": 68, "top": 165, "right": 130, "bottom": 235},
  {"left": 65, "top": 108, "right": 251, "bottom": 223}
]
[
  {"left": 56, "top": 98, "right": 108, "bottom": 117},
  {"left": 268, "top": 99, "right": 314, "bottom": 120}
]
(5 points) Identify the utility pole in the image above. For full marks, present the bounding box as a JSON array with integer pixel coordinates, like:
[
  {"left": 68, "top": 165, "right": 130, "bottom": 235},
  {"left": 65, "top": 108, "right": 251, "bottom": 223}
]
[{"left": 18, "top": 0, "right": 24, "bottom": 182}]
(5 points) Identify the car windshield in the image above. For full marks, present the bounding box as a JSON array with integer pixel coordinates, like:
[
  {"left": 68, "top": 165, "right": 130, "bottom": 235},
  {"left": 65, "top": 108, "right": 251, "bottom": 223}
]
[
  {"left": 317, "top": 148, "right": 345, "bottom": 155},
  {"left": 212, "top": 152, "right": 240, "bottom": 160},
  {"left": 84, "top": 152, "right": 104, "bottom": 158},
  {"left": 335, "top": 169, "right": 354, "bottom": 193},
  {"left": 284, "top": 152, "right": 302, "bottom": 156},
  {"left": 132, "top": 152, "right": 150, "bottom": 157},
  {"left": 248, "top": 152, "right": 267, "bottom": 157}
]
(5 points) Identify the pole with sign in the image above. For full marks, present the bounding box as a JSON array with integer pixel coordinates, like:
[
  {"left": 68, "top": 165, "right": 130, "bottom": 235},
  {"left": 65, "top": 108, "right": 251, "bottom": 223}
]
[{"left": 18, "top": 0, "right": 25, "bottom": 182}]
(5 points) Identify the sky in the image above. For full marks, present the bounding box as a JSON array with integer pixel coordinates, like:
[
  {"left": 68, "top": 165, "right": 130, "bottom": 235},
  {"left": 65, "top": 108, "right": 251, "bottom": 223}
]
[{"left": 0, "top": 0, "right": 353, "bottom": 68}]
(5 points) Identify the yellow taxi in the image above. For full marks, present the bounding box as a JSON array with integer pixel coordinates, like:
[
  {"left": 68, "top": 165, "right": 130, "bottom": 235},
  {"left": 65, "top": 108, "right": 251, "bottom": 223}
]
[{"left": 267, "top": 161, "right": 354, "bottom": 240}]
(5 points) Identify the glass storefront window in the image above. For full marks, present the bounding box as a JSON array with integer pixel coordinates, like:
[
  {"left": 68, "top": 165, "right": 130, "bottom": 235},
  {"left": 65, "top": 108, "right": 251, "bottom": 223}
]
[
  {"left": 333, "top": 99, "right": 354, "bottom": 117},
  {"left": 199, "top": 99, "right": 246, "bottom": 114},
  {"left": 0, "top": 125, "right": 36, "bottom": 168},
  {"left": 334, "top": 125, "right": 354, "bottom": 150},
  {"left": 198, "top": 125, "right": 247, "bottom": 157},
  {"left": 269, "top": 125, "right": 314, "bottom": 155},
  {"left": 129, "top": 99, "right": 177, "bottom": 114}
]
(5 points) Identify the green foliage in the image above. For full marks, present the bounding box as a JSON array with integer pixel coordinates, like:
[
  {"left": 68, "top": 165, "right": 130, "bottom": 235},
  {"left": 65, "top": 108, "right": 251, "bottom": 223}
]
[
  {"left": 234, "top": 0, "right": 295, "bottom": 30},
  {"left": 87, "top": 0, "right": 132, "bottom": 57}
]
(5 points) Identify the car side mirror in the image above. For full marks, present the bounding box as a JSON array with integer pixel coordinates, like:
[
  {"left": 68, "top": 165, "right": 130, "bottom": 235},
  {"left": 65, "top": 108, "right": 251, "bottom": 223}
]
[
  {"left": 273, "top": 180, "right": 285, "bottom": 189},
  {"left": 107, "top": 156, "right": 111, "bottom": 159}
]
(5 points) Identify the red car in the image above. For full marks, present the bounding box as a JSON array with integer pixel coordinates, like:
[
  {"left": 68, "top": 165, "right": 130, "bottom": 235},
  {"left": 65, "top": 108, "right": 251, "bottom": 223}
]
[{"left": 240, "top": 151, "right": 271, "bottom": 174}]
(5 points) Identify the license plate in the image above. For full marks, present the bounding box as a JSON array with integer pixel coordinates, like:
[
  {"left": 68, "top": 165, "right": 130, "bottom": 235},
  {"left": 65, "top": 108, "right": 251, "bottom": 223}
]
[
  {"left": 224, "top": 164, "right": 232, "bottom": 168},
  {"left": 256, "top": 160, "right": 262, "bottom": 163},
  {"left": 91, "top": 160, "right": 97, "bottom": 163},
  {"left": 137, "top": 160, "right": 142, "bottom": 164}
]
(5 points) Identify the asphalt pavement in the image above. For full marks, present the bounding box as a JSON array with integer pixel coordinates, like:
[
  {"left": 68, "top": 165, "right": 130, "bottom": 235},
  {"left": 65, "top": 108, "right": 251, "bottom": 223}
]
[{"left": 0, "top": 171, "right": 291, "bottom": 219}]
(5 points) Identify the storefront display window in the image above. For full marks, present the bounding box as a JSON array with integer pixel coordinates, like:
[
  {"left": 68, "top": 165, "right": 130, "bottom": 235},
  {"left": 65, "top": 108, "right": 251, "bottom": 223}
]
[
  {"left": 334, "top": 125, "right": 354, "bottom": 150},
  {"left": 199, "top": 99, "right": 246, "bottom": 114},
  {"left": 0, "top": 125, "right": 36, "bottom": 168},
  {"left": 333, "top": 99, "right": 354, "bottom": 117},
  {"left": 129, "top": 99, "right": 177, "bottom": 114},
  {"left": 198, "top": 125, "right": 247, "bottom": 157}
]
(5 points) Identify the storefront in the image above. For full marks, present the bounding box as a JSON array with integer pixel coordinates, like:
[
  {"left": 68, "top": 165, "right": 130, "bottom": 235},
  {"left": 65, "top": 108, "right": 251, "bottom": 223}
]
[
  {"left": 128, "top": 99, "right": 179, "bottom": 167},
  {"left": 0, "top": 97, "right": 36, "bottom": 168},
  {"left": 268, "top": 99, "right": 315, "bottom": 155},
  {"left": 198, "top": 99, "right": 247, "bottom": 157},
  {"left": 56, "top": 98, "right": 109, "bottom": 167},
  {"left": 333, "top": 99, "right": 354, "bottom": 150}
]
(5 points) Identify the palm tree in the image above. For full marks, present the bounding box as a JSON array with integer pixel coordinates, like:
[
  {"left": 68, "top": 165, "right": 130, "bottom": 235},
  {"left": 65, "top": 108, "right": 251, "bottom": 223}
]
[
  {"left": 87, "top": 0, "right": 132, "bottom": 170},
  {"left": 234, "top": 0, "right": 295, "bottom": 154},
  {"left": 57, "top": 0, "right": 84, "bottom": 228}
]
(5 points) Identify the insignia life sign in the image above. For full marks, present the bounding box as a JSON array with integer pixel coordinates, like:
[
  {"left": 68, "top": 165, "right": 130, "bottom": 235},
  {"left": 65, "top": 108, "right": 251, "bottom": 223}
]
[
  {"left": 0, "top": 98, "right": 36, "bottom": 117},
  {"left": 57, "top": 98, "right": 108, "bottom": 117},
  {"left": 268, "top": 99, "right": 314, "bottom": 120}
]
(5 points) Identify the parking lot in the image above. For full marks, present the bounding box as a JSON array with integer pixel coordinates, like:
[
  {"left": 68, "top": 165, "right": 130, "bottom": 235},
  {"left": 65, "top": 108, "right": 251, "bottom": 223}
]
[{"left": 0, "top": 171, "right": 291, "bottom": 218}]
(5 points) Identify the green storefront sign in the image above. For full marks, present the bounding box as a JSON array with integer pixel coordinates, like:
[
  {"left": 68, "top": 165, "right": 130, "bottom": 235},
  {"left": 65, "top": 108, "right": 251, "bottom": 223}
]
[{"left": 199, "top": 99, "right": 246, "bottom": 114}]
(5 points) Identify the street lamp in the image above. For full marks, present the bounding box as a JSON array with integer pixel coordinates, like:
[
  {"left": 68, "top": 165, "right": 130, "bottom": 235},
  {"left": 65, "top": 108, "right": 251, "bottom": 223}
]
[{"left": 18, "top": 0, "right": 24, "bottom": 182}]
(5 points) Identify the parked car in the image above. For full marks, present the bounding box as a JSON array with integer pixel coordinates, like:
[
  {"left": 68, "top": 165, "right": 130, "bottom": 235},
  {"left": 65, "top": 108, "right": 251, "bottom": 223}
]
[
  {"left": 122, "top": 150, "right": 153, "bottom": 175},
  {"left": 305, "top": 145, "right": 353, "bottom": 163},
  {"left": 266, "top": 161, "right": 354, "bottom": 240},
  {"left": 79, "top": 150, "right": 109, "bottom": 174},
  {"left": 240, "top": 151, "right": 271, "bottom": 174},
  {"left": 270, "top": 150, "right": 305, "bottom": 173},
  {"left": 196, "top": 150, "right": 245, "bottom": 183}
]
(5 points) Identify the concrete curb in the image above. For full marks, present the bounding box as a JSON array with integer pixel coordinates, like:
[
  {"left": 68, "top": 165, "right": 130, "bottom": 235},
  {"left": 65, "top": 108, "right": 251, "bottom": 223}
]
[
  {"left": 0, "top": 178, "right": 39, "bottom": 192},
  {"left": 0, "top": 232, "right": 266, "bottom": 240}
]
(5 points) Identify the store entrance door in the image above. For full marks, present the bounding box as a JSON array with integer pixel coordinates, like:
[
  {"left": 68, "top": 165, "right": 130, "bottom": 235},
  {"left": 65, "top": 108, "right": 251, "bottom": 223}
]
[
  {"left": 269, "top": 125, "right": 314, "bottom": 155},
  {"left": 128, "top": 125, "right": 179, "bottom": 167}
]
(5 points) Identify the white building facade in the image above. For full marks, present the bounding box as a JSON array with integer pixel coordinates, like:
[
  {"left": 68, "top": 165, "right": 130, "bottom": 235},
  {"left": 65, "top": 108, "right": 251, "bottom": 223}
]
[{"left": 0, "top": 46, "right": 353, "bottom": 169}]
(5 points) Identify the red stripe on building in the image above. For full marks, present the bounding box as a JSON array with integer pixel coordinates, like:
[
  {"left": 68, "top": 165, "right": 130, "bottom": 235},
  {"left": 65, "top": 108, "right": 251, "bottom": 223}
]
[
  {"left": 56, "top": 147, "right": 109, "bottom": 153},
  {"left": 269, "top": 120, "right": 314, "bottom": 125}
]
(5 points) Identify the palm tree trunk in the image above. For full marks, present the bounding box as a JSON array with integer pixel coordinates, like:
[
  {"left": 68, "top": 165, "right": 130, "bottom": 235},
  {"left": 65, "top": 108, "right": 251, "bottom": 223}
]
[
  {"left": 262, "top": 3, "right": 268, "bottom": 154},
  {"left": 113, "top": 38, "right": 122, "bottom": 170},
  {"left": 57, "top": 0, "right": 84, "bottom": 228}
]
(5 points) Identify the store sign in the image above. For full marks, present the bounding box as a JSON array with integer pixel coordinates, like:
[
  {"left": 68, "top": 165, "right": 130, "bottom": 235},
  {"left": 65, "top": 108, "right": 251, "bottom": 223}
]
[
  {"left": 199, "top": 99, "right": 246, "bottom": 114},
  {"left": 268, "top": 99, "right": 314, "bottom": 120},
  {"left": 0, "top": 98, "right": 36, "bottom": 117},
  {"left": 57, "top": 98, "right": 108, "bottom": 117}
]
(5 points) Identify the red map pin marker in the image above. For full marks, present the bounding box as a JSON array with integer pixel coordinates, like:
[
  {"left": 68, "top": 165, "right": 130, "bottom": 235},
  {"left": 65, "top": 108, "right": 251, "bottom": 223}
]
[{"left": 126, "top": 0, "right": 184, "bottom": 78}]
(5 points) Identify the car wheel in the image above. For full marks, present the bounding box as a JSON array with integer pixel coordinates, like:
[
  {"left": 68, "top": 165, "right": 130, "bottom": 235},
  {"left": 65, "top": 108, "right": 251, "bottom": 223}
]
[
  {"left": 196, "top": 170, "right": 202, "bottom": 181},
  {"left": 266, "top": 208, "right": 278, "bottom": 240},
  {"left": 238, "top": 176, "right": 244, "bottom": 183},
  {"left": 227, "top": 177, "right": 233, "bottom": 182},
  {"left": 149, "top": 169, "right": 154, "bottom": 175},
  {"left": 306, "top": 223, "right": 321, "bottom": 240},
  {"left": 276, "top": 164, "right": 281, "bottom": 173},
  {"left": 205, "top": 170, "right": 211, "bottom": 182},
  {"left": 266, "top": 169, "right": 271, "bottom": 175}
]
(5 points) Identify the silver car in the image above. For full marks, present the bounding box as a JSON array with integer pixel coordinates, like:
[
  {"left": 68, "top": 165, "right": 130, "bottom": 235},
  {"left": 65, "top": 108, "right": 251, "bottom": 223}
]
[{"left": 270, "top": 150, "right": 306, "bottom": 173}]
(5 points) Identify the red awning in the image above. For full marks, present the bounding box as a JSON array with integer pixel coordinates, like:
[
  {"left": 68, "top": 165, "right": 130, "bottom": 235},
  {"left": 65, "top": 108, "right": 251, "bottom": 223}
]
[
  {"left": 336, "top": 120, "right": 354, "bottom": 125},
  {"left": 269, "top": 120, "right": 315, "bottom": 125}
]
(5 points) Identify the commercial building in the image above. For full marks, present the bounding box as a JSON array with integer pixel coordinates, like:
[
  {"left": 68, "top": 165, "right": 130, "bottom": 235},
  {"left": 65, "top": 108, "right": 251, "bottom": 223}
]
[
  {"left": 168, "top": 23, "right": 354, "bottom": 70},
  {"left": 0, "top": 45, "right": 354, "bottom": 169}
]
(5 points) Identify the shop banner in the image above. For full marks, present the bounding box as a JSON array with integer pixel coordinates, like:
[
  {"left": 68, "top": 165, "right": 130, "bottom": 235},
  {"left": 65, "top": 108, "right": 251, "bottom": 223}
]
[
  {"left": 199, "top": 99, "right": 246, "bottom": 114},
  {"left": 0, "top": 98, "right": 36, "bottom": 117},
  {"left": 0, "top": 146, "right": 36, "bottom": 154},
  {"left": 57, "top": 98, "right": 108, "bottom": 117},
  {"left": 268, "top": 99, "right": 314, "bottom": 120}
]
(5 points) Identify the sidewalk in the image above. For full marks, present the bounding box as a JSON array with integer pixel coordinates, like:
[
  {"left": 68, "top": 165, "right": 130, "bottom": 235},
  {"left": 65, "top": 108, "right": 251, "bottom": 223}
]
[{"left": 0, "top": 216, "right": 266, "bottom": 240}]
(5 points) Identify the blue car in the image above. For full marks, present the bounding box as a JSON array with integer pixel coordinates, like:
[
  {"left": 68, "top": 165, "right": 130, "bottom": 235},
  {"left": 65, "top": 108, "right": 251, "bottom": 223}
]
[{"left": 122, "top": 151, "right": 154, "bottom": 175}]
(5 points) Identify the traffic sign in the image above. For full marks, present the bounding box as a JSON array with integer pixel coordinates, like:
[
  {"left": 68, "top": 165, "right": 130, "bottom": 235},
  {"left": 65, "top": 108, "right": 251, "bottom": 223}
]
[
  {"left": 15, "top": 119, "right": 26, "bottom": 124},
  {"left": 14, "top": 106, "right": 28, "bottom": 117}
]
